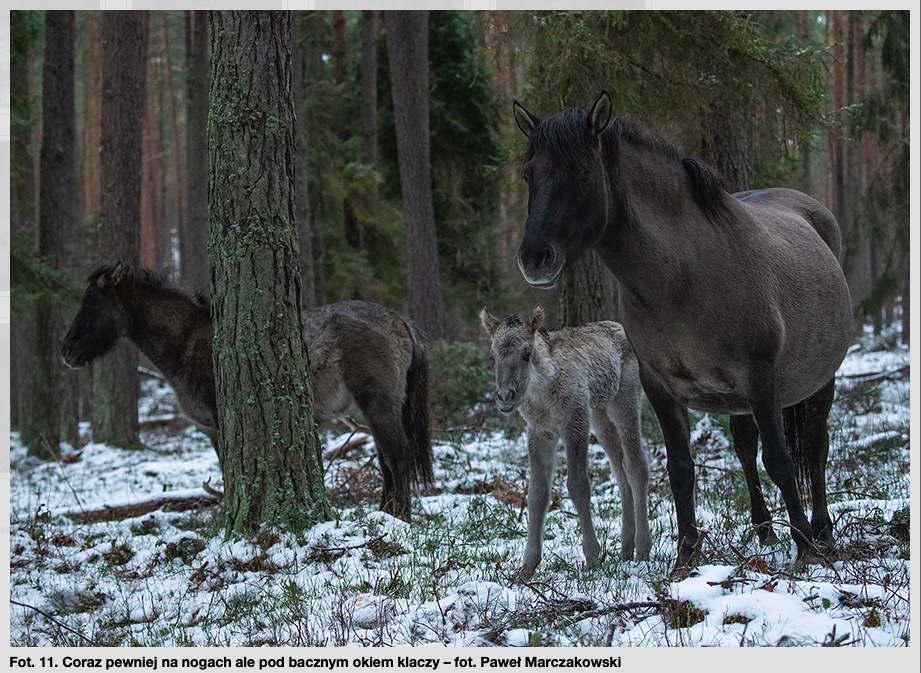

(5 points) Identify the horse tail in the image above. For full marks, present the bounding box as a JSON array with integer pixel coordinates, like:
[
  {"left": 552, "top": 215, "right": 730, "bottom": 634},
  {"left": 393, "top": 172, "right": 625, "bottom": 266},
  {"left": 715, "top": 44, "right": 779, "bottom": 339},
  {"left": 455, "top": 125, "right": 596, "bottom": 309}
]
[
  {"left": 402, "top": 320, "right": 434, "bottom": 488},
  {"left": 782, "top": 401, "right": 810, "bottom": 505}
]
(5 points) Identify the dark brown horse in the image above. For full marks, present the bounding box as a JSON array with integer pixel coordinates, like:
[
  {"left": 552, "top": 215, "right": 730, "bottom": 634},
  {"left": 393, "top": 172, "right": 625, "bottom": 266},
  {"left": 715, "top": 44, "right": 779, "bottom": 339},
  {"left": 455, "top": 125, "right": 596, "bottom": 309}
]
[
  {"left": 61, "top": 262, "right": 433, "bottom": 521},
  {"left": 512, "top": 92, "right": 852, "bottom": 571}
]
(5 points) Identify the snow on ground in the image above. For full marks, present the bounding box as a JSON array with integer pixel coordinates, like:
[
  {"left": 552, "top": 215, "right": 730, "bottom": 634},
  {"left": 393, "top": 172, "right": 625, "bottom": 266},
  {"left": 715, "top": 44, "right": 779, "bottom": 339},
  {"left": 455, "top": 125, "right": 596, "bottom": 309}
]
[{"left": 8, "top": 333, "right": 912, "bottom": 647}]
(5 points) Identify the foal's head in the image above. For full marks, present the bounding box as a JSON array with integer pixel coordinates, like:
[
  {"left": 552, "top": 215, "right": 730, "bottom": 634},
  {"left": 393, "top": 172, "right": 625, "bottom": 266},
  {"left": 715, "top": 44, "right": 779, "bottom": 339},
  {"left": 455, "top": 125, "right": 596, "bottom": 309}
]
[
  {"left": 513, "top": 91, "right": 614, "bottom": 290},
  {"left": 61, "top": 263, "right": 134, "bottom": 369},
  {"left": 480, "top": 306, "right": 546, "bottom": 415}
]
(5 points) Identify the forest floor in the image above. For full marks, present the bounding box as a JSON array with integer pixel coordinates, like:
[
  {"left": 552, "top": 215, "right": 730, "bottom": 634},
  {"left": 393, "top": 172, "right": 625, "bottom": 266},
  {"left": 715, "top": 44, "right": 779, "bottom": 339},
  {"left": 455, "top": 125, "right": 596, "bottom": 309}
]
[{"left": 8, "top": 326, "right": 912, "bottom": 648}]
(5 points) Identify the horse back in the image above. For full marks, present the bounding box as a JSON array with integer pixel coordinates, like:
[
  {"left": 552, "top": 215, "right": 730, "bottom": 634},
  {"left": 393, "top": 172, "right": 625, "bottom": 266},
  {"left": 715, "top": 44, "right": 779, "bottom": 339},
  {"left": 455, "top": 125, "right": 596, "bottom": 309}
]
[
  {"left": 546, "top": 320, "right": 636, "bottom": 409},
  {"left": 733, "top": 188, "right": 842, "bottom": 261},
  {"left": 305, "top": 300, "right": 414, "bottom": 421}
]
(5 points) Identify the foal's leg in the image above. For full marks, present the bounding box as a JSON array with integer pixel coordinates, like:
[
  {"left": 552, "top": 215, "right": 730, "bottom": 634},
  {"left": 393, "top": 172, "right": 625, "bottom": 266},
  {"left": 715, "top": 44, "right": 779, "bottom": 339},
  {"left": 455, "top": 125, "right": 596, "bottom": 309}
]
[
  {"left": 749, "top": 377, "right": 816, "bottom": 562},
  {"left": 519, "top": 428, "right": 558, "bottom": 582},
  {"left": 607, "top": 395, "right": 652, "bottom": 561},
  {"left": 802, "top": 377, "right": 836, "bottom": 553},
  {"left": 592, "top": 407, "right": 635, "bottom": 560},
  {"left": 640, "top": 367, "right": 697, "bottom": 570},
  {"left": 729, "top": 414, "right": 780, "bottom": 546},
  {"left": 564, "top": 409, "right": 602, "bottom": 570}
]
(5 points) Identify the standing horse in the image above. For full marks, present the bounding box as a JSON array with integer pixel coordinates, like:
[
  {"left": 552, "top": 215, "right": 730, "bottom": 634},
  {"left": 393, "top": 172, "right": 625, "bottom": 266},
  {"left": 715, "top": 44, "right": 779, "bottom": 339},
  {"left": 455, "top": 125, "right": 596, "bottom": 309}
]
[
  {"left": 512, "top": 92, "right": 851, "bottom": 571},
  {"left": 481, "top": 306, "right": 651, "bottom": 581},
  {"left": 61, "top": 262, "right": 433, "bottom": 521}
]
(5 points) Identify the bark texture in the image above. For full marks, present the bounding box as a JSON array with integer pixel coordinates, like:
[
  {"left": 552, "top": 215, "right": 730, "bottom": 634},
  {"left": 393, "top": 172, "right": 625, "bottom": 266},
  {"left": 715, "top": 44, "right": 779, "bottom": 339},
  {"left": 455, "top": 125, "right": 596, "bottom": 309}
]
[{"left": 209, "top": 10, "right": 331, "bottom": 535}]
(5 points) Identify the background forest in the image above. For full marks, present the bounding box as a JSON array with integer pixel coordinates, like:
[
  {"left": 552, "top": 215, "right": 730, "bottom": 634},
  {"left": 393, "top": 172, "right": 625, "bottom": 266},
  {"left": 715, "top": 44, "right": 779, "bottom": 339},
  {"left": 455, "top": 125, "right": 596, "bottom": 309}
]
[{"left": 9, "top": 9, "right": 911, "bottom": 457}]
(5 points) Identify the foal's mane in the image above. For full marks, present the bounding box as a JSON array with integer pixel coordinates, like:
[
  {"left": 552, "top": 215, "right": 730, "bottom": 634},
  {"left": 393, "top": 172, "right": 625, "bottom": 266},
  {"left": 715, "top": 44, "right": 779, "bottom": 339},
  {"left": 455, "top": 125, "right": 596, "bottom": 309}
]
[
  {"left": 527, "top": 107, "right": 730, "bottom": 225},
  {"left": 89, "top": 263, "right": 209, "bottom": 310}
]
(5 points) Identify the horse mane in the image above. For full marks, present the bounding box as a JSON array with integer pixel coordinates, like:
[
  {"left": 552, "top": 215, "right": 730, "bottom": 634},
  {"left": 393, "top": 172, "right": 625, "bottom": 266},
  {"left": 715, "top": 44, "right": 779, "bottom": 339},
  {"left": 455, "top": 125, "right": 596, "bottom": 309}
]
[
  {"left": 88, "top": 263, "right": 208, "bottom": 310},
  {"left": 528, "top": 108, "right": 730, "bottom": 225}
]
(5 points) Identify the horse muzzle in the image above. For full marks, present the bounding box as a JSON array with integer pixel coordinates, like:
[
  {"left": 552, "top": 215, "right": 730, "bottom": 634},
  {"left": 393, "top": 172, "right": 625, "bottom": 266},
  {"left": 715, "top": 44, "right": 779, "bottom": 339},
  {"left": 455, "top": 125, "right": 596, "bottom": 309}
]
[
  {"left": 517, "top": 243, "right": 564, "bottom": 290},
  {"left": 61, "top": 346, "right": 87, "bottom": 369},
  {"left": 495, "top": 388, "right": 518, "bottom": 415}
]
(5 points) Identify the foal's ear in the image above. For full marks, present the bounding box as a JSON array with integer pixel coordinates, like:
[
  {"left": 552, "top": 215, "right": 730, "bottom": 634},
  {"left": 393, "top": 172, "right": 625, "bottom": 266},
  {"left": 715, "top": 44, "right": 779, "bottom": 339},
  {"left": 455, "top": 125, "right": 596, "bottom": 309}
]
[
  {"left": 525, "top": 306, "right": 545, "bottom": 335},
  {"left": 588, "top": 90, "right": 613, "bottom": 137},
  {"left": 480, "top": 308, "right": 501, "bottom": 337},
  {"left": 513, "top": 101, "right": 541, "bottom": 139}
]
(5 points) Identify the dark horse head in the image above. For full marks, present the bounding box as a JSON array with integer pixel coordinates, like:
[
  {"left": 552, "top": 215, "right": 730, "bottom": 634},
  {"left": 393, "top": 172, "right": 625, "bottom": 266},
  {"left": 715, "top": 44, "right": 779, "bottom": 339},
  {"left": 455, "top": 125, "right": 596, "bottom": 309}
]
[
  {"left": 61, "top": 262, "right": 133, "bottom": 369},
  {"left": 513, "top": 91, "right": 614, "bottom": 289}
]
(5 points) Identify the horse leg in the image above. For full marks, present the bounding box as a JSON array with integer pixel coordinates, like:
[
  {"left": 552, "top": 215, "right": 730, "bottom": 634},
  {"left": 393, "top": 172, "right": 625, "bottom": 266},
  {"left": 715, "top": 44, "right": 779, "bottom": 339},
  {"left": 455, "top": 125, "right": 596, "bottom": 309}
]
[
  {"left": 564, "top": 409, "right": 602, "bottom": 570},
  {"left": 353, "top": 388, "right": 413, "bottom": 522},
  {"left": 640, "top": 367, "right": 697, "bottom": 570},
  {"left": 729, "top": 414, "right": 780, "bottom": 546},
  {"left": 518, "top": 428, "right": 558, "bottom": 582},
  {"left": 748, "top": 380, "right": 816, "bottom": 562},
  {"left": 802, "top": 377, "right": 836, "bottom": 553},
  {"left": 592, "top": 408, "right": 634, "bottom": 560},
  {"left": 612, "top": 394, "right": 652, "bottom": 561}
]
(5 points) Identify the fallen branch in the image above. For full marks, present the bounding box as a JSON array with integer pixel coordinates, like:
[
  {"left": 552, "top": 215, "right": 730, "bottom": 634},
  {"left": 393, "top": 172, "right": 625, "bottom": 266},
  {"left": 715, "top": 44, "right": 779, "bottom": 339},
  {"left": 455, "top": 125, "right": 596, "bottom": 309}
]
[
  {"left": 10, "top": 599, "right": 98, "bottom": 646},
  {"left": 839, "top": 365, "right": 909, "bottom": 382},
  {"left": 323, "top": 434, "right": 371, "bottom": 461},
  {"left": 64, "top": 488, "right": 221, "bottom": 524}
]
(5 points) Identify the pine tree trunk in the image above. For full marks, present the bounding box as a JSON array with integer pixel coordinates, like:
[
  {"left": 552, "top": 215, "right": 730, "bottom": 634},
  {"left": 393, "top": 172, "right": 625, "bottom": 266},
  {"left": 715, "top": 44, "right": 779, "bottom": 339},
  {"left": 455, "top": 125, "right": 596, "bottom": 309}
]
[
  {"left": 9, "top": 10, "right": 39, "bottom": 433},
  {"left": 79, "top": 11, "right": 103, "bottom": 229},
  {"left": 558, "top": 249, "right": 620, "bottom": 327},
  {"left": 703, "top": 99, "right": 754, "bottom": 193},
  {"left": 26, "top": 10, "right": 80, "bottom": 457},
  {"left": 481, "top": 10, "right": 525, "bottom": 286},
  {"left": 292, "top": 11, "right": 317, "bottom": 310},
  {"left": 183, "top": 10, "right": 211, "bottom": 296},
  {"left": 94, "top": 11, "right": 147, "bottom": 449},
  {"left": 209, "top": 10, "right": 332, "bottom": 535},
  {"left": 386, "top": 10, "right": 445, "bottom": 339},
  {"left": 360, "top": 10, "right": 380, "bottom": 170}
]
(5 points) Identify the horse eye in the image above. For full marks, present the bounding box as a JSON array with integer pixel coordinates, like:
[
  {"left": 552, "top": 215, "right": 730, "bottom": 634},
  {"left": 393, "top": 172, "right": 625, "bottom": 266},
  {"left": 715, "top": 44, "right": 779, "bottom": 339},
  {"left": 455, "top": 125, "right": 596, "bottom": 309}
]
[
  {"left": 522, "top": 349, "right": 531, "bottom": 362},
  {"left": 578, "top": 168, "right": 592, "bottom": 182}
]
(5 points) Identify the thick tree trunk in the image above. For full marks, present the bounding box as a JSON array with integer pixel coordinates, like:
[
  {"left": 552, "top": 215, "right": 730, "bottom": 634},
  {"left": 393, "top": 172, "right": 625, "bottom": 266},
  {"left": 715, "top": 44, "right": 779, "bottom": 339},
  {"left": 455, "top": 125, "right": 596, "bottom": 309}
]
[
  {"left": 183, "top": 10, "right": 211, "bottom": 296},
  {"left": 558, "top": 249, "right": 621, "bottom": 327},
  {"left": 26, "top": 11, "right": 80, "bottom": 457},
  {"left": 209, "top": 10, "right": 332, "bottom": 535},
  {"left": 703, "top": 99, "right": 754, "bottom": 193},
  {"left": 94, "top": 11, "right": 147, "bottom": 449},
  {"left": 386, "top": 10, "right": 445, "bottom": 339}
]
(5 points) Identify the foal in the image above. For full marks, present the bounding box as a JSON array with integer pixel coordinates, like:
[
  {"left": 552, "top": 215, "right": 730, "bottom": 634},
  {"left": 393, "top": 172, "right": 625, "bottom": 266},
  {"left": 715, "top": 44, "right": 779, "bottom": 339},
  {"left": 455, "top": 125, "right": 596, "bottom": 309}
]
[{"left": 481, "top": 306, "right": 651, "bottom": 581}]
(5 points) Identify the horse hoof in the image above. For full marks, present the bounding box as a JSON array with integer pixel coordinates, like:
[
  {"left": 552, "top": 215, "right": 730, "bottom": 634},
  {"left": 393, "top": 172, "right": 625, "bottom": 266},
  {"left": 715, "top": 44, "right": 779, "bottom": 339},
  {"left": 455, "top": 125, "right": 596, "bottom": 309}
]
[
  {"left": 513, "top": 566, "right": 536, "bottom": 584},
  {"left": 668, "top": 564, "right": 692, "bottom": 582}
]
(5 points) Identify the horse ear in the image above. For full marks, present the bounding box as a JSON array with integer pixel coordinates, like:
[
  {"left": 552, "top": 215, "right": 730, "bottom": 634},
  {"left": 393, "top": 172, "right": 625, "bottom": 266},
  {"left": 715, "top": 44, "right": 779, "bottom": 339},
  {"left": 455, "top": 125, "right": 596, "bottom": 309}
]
[
  {"left": 513, "top": 100, "right": 540, "bottom": 139},
  {"left": 96, "top": 263, "right": 125, "bottom": 289},
  {"left": 588, "top": 90, "right": 613, "bottom": 137},
  {"left": 525, "top": 306, "right": 545, "bottom": 335},
  {"left": 480, "top": 308, "right": 501, "bottom": 337},
  {"left": 111, "top": 262, "right": 127, "bottom": 285}
]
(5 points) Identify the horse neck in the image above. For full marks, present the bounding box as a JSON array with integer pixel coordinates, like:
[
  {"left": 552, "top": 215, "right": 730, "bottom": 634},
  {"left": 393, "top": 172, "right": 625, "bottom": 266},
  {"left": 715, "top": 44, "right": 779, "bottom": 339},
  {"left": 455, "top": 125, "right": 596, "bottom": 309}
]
[
  {"left": 601, "top": 135, "right": 716, "bottom": 298},
  {"left": 122, "top": 283, "right": 208, "bottom": 379}
]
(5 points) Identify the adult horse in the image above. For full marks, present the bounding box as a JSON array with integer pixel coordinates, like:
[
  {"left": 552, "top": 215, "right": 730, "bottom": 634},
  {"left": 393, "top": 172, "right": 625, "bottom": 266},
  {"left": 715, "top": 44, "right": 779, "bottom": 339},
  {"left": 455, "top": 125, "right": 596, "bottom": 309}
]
[
  {"left": 61, "top": 262, "right": 433, "bottom": 522},
  {"left": 512, "top": 91, "right": 851, "bottom": 571}
]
